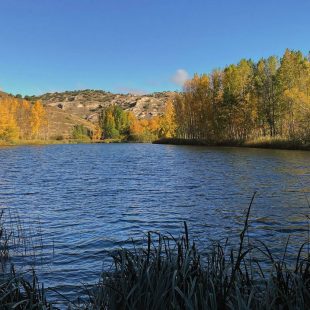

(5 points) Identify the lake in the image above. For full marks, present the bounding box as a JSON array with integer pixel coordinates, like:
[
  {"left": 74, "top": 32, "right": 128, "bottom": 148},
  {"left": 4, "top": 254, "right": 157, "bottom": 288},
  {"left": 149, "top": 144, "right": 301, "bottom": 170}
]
[{"left": 0, "top": 143, "right": 309, "bottom": 304}]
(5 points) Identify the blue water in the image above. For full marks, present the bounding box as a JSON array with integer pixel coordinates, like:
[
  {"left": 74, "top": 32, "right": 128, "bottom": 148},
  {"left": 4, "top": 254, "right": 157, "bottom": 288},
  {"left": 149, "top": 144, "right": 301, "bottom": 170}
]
[{"left": 0, "top": 143, "right": 309, "bottom": 304}]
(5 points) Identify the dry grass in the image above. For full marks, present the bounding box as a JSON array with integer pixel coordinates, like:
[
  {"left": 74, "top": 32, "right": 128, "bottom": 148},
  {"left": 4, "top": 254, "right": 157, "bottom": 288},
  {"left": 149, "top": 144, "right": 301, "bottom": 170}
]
[
  {"left": 154, "top": 137, "right": 310, "bottom": 151},
  {"left": 244, "top": 136, "right": 310, "bottom": 150}
]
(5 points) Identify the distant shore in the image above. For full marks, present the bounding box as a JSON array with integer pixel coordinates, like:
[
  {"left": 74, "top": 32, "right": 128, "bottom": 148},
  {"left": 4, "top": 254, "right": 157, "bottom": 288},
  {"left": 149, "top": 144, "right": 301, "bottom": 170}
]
[
  {"left": 0, "top": 137, "right": 154, "bottom": 147},
  {"left": 0, "top": 138, "right": 145, "bottom": 147},
  {"left": 153, "top": 137, "right": 310, "bottom": 151},
  {"left": 1, "top": 138, "right": 310, "bottom": 151},
  {"left": 0, "top": 139, "right": 98, "bottom": 147}
]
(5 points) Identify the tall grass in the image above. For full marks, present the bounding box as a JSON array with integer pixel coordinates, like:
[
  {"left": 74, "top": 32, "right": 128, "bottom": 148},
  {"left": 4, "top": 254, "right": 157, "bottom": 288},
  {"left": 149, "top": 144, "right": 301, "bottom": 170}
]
[
  {"left": 0, "top": 195, "right": 309, "bottom": 309},
  {"left": 0, "top": 267, "right": 50, "bottom": 309},
  {"left": 86, "top": 194, "right": 310, "bottom": 309},
  {"left": 0, "top": 211, "right": 10, "bottom": 265},
  {"left": 0, "top": 210, "right": 51, "bottom": 309}
]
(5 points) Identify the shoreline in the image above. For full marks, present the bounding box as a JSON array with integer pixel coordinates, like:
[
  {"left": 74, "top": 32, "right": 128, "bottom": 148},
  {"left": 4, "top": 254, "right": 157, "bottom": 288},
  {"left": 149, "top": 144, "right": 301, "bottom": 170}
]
[
  {"left": 1, "top": 138, "right": 309, "bottom": 151},
  {"left": 153, "top": 138, "right": 310, "bottom": 151},
  {"left": 0, "top": 138, "right": 148, "bottom": 147},
  {"left": 0, "top": 139, "right": 98, "bottom": 147}
]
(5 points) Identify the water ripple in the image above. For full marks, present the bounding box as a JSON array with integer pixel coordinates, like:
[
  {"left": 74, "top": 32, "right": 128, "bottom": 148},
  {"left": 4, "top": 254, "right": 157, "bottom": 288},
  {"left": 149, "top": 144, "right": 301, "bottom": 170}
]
[{"left": 0, "top": 143, "right": 309, "bottom": 303}]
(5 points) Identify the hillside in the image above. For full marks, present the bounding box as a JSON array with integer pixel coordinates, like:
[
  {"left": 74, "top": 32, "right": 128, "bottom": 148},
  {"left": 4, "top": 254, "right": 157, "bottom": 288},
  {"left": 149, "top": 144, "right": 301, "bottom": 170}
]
[
  {"left": 44, "top": 106, "right": 98, "bottom": 139},
  {"left": 0, "top": 91, "right": 97, "bottom": 140},
  {"left": 30, "top": 89, "right": 173, "bottom": 123}
]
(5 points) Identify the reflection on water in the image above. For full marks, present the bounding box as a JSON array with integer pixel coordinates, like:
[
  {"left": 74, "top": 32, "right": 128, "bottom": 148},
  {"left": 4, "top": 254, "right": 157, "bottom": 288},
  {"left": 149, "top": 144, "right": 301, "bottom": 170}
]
[{"left": 0, "top": 144, "right": 309, "bottom": 301}]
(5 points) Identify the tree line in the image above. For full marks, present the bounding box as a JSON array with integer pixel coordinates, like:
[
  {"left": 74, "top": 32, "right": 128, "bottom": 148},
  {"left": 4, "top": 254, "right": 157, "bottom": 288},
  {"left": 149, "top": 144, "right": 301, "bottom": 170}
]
[
  {"left": 2, "top": 49, "right": 309, "bottom": 145},
  {"left": 171, "top": 49, "right": 310, "bottom": 144}
]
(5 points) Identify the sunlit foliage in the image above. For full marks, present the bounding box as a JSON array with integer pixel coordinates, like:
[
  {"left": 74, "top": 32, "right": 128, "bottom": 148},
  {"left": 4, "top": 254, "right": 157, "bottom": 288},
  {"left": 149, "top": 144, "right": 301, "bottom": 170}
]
[
  {"left": 31, "top": 101, "right": 47, "bottom": 139},
  {"left": 172, "top": 49, "right": 310, "bottom": 144},
  {"left": 0, "top": 97, "right": 48, "bottom": 142},
  {"left": 99, "top": 104, "right": 173, "bottom": 142}
]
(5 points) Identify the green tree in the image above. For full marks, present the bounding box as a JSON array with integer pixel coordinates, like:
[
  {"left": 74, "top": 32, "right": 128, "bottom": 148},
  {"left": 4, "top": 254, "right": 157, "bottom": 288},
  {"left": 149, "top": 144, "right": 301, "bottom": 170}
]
[
  {"left": 112, "top": 106, "right": 129, "bottom": 135},
  {"left": 99, "top": 107, "right": 119, "bottom": 139},
  {"left": 72, "top": 125, "right": 90, "bottom": 140}
]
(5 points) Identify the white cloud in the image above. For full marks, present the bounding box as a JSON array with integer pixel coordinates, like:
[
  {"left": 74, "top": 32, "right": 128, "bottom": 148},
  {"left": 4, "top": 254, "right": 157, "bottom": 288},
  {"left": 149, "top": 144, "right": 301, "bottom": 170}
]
[{"left": 171, "top": 69, "right": 189, "bottom": 86}]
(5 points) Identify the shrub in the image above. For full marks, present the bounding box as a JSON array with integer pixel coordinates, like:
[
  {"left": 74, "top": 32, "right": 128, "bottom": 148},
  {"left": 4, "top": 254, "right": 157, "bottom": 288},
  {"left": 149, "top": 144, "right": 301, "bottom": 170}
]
[{"left": 71, "top": 125, "right": 91, "bottom": 140}]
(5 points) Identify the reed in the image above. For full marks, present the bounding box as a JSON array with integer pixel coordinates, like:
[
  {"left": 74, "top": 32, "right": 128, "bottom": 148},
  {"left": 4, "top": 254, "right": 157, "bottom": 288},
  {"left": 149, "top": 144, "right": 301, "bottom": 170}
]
[
  {"left": 86, "top": 194, "right": 310, "bottom": 309},
  {"left": 0, "top": 211, "right": 10, "bottom": 264},
  {"left": 0, "top": 195, "right": 309, "bottom": 309},
  {"left": 0, "top": 210, "right": 51, "bottom": 309},
  {"left": 0, "top": 267, "right": 50, "bottom": 309}
]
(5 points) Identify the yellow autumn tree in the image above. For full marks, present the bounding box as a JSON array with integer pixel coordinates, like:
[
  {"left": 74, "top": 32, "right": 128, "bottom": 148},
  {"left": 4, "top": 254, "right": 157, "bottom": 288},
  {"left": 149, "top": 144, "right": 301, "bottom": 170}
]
[
  {"left": 129, "top": 114, "right": 143, "bottom": 137},
  {"left": 16, "top": 100, "right": 32, "bottom": 139},
  {"left": 31, "top": 101, "right": 47, "bottom": 139},
  {"left": 160, "top": 98, "right": 176, "bottom": 138},
  {"left": 283, "top": 87, "right": 310, "bottom": 142},
  {"left": 148, "top": 116, "right": 161, "bottom": 136},
  {"left": 91, "top": 125, "right": 102, "bottom": 140},
  {"left": 0, "top": 98, "right": 19, "bottom": 141}
]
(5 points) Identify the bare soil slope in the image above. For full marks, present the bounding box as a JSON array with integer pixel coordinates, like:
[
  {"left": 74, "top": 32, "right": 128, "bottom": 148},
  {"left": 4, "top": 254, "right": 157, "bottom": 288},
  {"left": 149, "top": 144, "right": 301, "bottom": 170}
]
[{"left": 32, "top": 89, "right": 173, "bottom": 123}]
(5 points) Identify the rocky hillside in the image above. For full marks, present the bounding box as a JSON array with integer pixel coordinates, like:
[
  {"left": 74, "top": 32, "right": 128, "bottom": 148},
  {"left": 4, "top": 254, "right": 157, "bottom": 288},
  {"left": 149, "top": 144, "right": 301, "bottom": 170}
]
[{"left": 30, "top": 89, "right": 173, "bottom": 123}]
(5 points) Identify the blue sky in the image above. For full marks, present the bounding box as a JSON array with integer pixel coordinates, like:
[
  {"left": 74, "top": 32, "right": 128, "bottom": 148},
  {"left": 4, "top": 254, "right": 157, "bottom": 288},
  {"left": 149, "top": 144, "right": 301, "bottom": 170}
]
[{"left": 0, "top": 0, "right": 309, "bottom": 96}]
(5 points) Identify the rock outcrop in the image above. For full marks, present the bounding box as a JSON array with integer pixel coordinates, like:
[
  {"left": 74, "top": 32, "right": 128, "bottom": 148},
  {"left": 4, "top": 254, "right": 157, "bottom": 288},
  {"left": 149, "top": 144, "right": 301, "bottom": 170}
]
[{"left": 31, "top": 89, "right": 174, "bottom": 123}]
